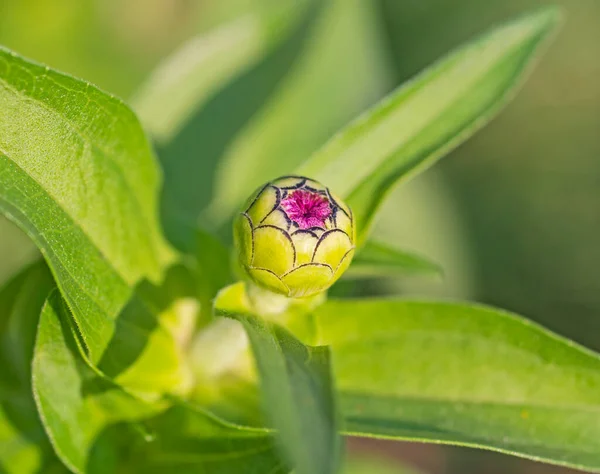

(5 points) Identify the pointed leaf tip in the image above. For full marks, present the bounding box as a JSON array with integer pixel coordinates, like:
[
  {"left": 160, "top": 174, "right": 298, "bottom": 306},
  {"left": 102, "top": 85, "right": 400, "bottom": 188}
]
[{"left": 297, "top": 7, "right": 563, "bottom": 245}]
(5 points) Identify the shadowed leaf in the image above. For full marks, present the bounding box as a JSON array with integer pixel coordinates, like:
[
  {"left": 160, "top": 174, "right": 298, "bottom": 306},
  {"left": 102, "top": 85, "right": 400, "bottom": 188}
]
[
  {"left": 32, "top": 292, "right": 163, "bottom": 473},
  {"left": 0, "top": 263, "right": 66, "bottom": 473}
]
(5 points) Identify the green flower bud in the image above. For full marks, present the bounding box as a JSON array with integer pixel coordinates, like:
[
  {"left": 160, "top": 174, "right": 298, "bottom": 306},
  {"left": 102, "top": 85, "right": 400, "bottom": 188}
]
[{"left": 234, "top": 176, "right": 355, "bottom": 298}]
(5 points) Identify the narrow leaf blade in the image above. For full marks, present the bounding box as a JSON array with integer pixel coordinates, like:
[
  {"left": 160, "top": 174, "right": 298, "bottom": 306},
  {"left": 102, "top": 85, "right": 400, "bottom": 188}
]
[
  {"left": 314, "top": 298, "right": 600, "bottom": 472},
  {"left": 215, "top": 284, "right": 341, "bottom": 474},
  {"left": 142, "top": 1, "right": 324, "bottom": 250},
  {"left": 297, "top": 8, "right": 561, "bottom": 243}
]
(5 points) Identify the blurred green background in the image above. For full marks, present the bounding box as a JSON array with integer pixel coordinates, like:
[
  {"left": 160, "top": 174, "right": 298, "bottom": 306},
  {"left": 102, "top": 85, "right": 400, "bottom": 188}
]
[{"left": 1, "top": 0, "right": 598, "bottom": 472}]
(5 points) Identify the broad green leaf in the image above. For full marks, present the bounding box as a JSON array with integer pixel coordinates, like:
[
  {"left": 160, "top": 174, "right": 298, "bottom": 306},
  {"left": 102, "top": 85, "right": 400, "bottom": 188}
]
[
  {"left": 0, "top": 263, "right": 66, "bottom": 473},
  {"left": 345, "top": 240, "right": 442, "bottom": 279},
  {"left": 32, "top": 291, "right": 164, "bottom": 473},
  {"left": 215, "top": 283, "right": 341, "bottom": 474},
  {"left": 314, "top": 299, "right": 600, "bottom": 472},
  {"left": 208, "top": 0, "right": 390, "bottom": 225},
  {"left": 142, "top": 1, "right": 325, "bottom": 251},
  {"left": 297, "top": 8, "right": 561, "bottom": 244},
  {"left": 124, "top": 403, "right": 284, "bottom": 474},
  {"left": 0, "top": 47, "right": 187, "bottom": 394}
]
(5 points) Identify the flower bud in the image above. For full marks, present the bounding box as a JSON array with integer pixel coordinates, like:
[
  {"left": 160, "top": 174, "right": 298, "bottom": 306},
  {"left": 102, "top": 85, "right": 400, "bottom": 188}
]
[{"left": 234, "top": 176, "right": 355, "bottom": 298}]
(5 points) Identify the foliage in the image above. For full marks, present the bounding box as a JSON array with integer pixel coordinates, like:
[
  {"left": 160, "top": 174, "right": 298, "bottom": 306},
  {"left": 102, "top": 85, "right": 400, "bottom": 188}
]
[{"left": 2, "top": 3, "right": 595, "bottom": 474}]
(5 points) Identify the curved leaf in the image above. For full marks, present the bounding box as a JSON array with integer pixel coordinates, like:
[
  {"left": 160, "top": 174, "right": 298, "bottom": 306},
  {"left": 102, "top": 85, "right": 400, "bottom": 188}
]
[
  {"left": 32, "top": 292, "right": 163, "bottom": 473},
  {"left": 0, "top": 263, "right": 66, "bottom": 473},
  {"left": 125, "top": 403, "right": 284, "bottom": 474},
  {"left": 0, "top": 47, "right": 187, "bottom": 394},
  {"left": 139, "top": 1, "right": 325, "bottom": 250},
  {"left": 33, "top": 290, "right": 281, "bottom": 473},
  {"left": 314, "top": 299, "right": 600, "bottom": 472},
  {"left": 297, "top": 8, "right": 561, "bottom": 244},
  {"left": 215, "top": 283, "right": 341, "bottom": 474},
  {"left": 345, "top": 240, "right": 442, "bottom": 279}
]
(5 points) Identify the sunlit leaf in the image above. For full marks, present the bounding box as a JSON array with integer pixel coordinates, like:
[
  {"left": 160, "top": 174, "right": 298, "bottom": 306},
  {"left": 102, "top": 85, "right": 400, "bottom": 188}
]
[
  {"left": 345, "top": 240, "right": 442, "bottom": 279},
  {"left": 314, "top": 298, "right": 600, "bottom": 472},
  {"left": 215, "top": 283, "right": 341, "bottom": 474},
  {"left": 0, "top": 47, "right": 187, "bottom": 394},
  {"left": 297, "top": 8, "right": 561, "bottom": 244}
]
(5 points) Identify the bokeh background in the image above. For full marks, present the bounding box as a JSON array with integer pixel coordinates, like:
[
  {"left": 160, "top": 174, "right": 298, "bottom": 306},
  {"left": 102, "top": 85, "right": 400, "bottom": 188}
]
[{"left": 1, "top": 0, "right": 599, "bottom": 472}]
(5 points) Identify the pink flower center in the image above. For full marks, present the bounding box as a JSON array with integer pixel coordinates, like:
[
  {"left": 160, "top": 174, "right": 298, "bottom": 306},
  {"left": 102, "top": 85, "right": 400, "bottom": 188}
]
[{"left": 281, "top": 189, "right": 331, "bottom": 229}]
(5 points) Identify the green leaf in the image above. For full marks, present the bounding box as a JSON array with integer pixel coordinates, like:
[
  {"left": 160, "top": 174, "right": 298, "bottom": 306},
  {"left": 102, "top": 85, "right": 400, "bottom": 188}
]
[
  {"left": 195, "top": 228, "right": 233, "bottom": 325},
  {"left": 345, "top": 240, "right": 442, "bottom": 279},
  {"left": 208, "top": 0, "right": 390, "bottom": 225},
  {"left": 0, "top": 263, "right": 66, "bottom": 473},
  {"left": 215, "top": 283, "right": 341, "bottom": 474},
  {"left": 32, "top": 290, "right": 281, "bottom": 473},
  {"left": 0, "top": 47, "right": 188, "bottom": 394},
  {"left": 125, "top": 403, "right": 284, "bottom": 474},
  {"left": 32, "top": 291, "right": 164, "bottom": 473},
  {"left": 313, "top": 299, "right": 600, "bottom": 472},
  {"left": 140, "top": 1, "right": 325, "bottom": 250},
  {"left": 297, "top": 8, "right": 561, "bottom": 244}
]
